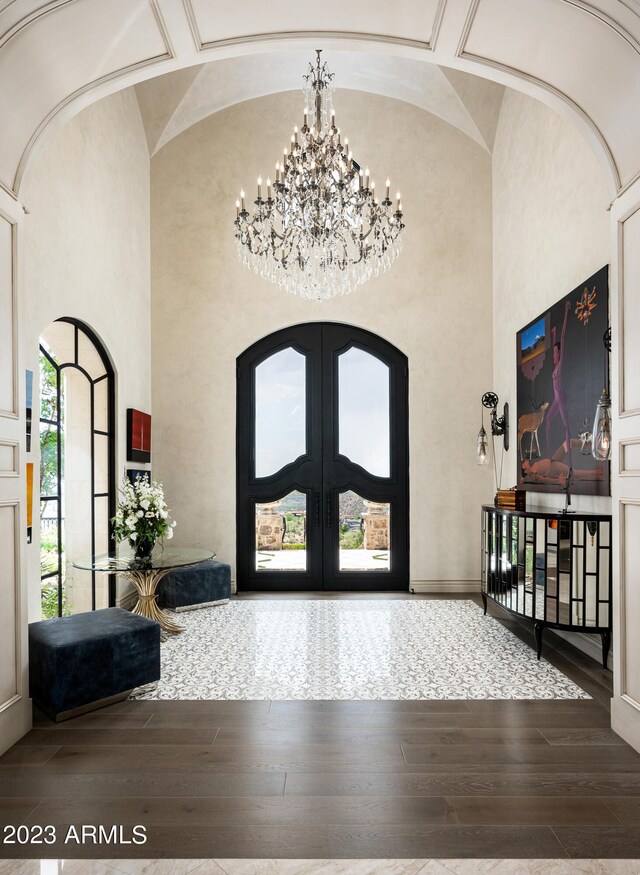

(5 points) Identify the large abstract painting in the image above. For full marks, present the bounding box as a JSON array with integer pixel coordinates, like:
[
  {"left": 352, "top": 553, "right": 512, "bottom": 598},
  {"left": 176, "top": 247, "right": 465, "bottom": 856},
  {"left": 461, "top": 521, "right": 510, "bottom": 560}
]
[{"left": 516, "top": 265, "right": 610, "bottom": 496}]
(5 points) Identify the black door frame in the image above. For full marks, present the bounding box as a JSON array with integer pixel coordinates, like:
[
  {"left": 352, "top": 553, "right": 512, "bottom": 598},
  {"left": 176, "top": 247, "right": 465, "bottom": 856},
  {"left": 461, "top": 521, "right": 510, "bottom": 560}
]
[
  {"left": 39, "top": 317, "right": 116, "bottom": 613},
  {"left": 236, "top": 322, "right": 409, "bottom": 592}
]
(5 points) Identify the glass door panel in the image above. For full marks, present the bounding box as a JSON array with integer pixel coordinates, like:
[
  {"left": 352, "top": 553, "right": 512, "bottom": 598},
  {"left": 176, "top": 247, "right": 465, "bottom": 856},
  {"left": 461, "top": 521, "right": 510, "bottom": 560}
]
[
  {"left": 338, "top": 347, "right": 390, "bottom": 477},
  {"left": 255, "top": 347, "right": 306, "bottom": 478},
  {"left": 338, "top": 491, "right": 391, "bottom": 572},
  {"left": 94, "top": 378, "right": 108, "bottom": 433},
  {"left": 255, "top": 490, "right": 307, "bottom": 572},
  {"left": 39, "top": 345, "right": 64, "bottom": 618},
  {"left": 64, "top": 371, "right": 93, "bottom": 615}
]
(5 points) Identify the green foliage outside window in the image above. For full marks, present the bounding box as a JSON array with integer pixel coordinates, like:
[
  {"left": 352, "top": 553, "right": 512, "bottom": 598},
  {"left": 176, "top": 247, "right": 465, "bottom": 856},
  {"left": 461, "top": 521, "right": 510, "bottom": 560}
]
[
  {"left": 41, "top": 580, "right": 71, "bottom": 619},
  {"left": 283, "top": 512, "right": 305, "bottom": 546},
  {"left": 339, "top": 529, "right": 364, "bottom": 550},
  {"left": 39, "top": 348, "right": 67, "bottom": 617},
  {"left": 40, "top": 530, "right": 60, "bottom": 577},
  {"left": 39, "top": 351, "right": 63, "bottom": 497}
]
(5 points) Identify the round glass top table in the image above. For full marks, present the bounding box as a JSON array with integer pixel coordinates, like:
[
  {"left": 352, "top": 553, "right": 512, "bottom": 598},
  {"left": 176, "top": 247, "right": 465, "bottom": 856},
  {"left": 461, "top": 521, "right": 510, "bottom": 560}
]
[{"left": 73, "top": 547, "right": 215, "bottom": 635}]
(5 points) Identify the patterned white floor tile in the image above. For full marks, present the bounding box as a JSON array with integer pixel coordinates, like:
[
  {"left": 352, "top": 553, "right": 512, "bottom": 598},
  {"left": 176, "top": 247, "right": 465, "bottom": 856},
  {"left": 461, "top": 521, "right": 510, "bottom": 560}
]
[
  {"left": 132, "top": 599, "right": 589, "bottom": 701},
  {"left": 0, "top": 863, "right": 122, "bottom": 875},
  {"left": 110, "top": 860, "right": 213, "bottom": 875},
  {"left": 423, "top": 862, "right": 634, "bottom": 874},
  {"left": 211, "top": 861, "right": 426, "bottom": 875}
]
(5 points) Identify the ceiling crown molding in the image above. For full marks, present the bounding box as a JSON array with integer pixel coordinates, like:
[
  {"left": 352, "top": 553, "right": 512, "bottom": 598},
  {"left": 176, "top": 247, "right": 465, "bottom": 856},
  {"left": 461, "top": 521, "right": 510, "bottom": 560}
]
[{"left": 561, "top": 0, "right": 640, "bottom": 56}]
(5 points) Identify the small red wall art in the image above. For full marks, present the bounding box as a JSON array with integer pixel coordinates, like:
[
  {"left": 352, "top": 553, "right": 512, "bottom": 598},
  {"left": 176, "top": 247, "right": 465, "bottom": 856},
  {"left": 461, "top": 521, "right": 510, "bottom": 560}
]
[{"left": 127, "top": 408, "right": 151, "bottom": 463}]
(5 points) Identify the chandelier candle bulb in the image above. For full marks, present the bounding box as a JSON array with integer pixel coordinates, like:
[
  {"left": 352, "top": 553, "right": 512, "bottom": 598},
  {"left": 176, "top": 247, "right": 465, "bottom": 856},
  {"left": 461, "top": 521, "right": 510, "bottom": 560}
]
[
  {"left": 235, "top": 200, "right": 240, "bottom": 218},
  {"left": 386, "top": 179, "right": 390, "bottom": 201},
  {"left": 396, "top": 191, "right": 401, "bottom": 210},
  {"left": 240, "top": 190, "right": 245, "bottom": 210},
  {"left": 233, "top": 50, "right": 404, "bottom": 301}
]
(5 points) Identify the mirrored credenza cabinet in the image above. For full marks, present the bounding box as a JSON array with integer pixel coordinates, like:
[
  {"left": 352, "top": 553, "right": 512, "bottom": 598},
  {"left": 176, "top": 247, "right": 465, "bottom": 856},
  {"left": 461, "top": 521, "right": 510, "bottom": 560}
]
[{"left": 481, "top": 505, "right": 612, "bottom": 668}]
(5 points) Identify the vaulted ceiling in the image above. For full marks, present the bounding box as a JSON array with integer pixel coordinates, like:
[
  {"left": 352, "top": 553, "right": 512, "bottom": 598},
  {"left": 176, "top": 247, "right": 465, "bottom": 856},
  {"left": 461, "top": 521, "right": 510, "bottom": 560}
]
[
  {"left": 133, "top": 54, "right": 505, "bottom": 157},
  {"left": 1, "top": 0, "right": 639, "bottom": 199}
]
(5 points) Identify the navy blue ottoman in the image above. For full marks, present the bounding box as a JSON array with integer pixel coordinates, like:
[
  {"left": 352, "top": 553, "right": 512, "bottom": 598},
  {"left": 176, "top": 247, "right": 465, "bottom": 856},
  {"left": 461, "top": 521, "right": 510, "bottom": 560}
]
[
  {"left": 29, "top": 608, "right": 160, "bottom": 721},
  {"left": 157, "top": 559, "right": 231, "bottom": 612}
]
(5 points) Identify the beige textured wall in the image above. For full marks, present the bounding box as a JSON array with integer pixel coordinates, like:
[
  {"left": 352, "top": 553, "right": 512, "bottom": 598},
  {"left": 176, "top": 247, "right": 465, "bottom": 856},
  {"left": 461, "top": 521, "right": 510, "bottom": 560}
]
[
  {"left": 492, "top": 90, "right": 611, "bottom": 514},
  {"left": 151, "top": 89, "right": 494, "bottom": 588},
  {"left": 22, "top": 89, "right": 151, "bottom": 619}
]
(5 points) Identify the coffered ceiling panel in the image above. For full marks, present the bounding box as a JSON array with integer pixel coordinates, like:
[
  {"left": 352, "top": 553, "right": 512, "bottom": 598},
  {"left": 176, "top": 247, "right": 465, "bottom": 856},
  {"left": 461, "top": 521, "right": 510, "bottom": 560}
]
[
  {"left": 0, "top": 0, "right": 171, "bottom": 192},
  {"left": 461, "top": 0, "right": 640, "bottom": 189},
  {"left": 185, "top": 0, "right": 443, "bottom": 49}
]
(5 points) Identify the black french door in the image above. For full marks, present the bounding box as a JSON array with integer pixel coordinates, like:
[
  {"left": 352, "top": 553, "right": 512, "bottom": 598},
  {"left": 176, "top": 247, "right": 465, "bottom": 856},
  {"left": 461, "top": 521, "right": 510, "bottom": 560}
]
[{"left": 237, "top": 322, "right": 408, "bottom": 591}]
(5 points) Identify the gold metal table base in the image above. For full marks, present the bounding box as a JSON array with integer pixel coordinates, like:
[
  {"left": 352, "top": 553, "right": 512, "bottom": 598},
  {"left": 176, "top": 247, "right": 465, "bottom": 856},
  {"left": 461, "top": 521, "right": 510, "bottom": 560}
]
[{"left": 123, "top": 567, "right": 184, "bottom": 635}]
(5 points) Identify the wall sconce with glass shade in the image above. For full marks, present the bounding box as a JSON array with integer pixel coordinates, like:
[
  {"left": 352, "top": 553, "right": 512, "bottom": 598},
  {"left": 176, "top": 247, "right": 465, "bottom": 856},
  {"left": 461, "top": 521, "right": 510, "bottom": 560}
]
[
  {"left": 592, "top": 327, "right": 612, "bottom": 461},
  {"left": 477, "top": 423, "right": 489, "bottom": 465},
  {"left": 476, "top": 391, "right": 509, "bottom": 465}
]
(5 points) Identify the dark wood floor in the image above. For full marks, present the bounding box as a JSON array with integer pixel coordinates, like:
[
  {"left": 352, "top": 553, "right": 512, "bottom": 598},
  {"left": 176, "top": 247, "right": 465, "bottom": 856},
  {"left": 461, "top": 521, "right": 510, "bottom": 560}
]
[{"left": 1, "top": 593, "right": 638, "bottom": 860}]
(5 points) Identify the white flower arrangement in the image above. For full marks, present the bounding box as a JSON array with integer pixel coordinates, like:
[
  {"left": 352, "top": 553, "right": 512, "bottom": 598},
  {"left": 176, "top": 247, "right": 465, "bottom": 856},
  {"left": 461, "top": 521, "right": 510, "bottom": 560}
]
[{"left": 113, "top": 475, "right": 176, "bottom": 551}]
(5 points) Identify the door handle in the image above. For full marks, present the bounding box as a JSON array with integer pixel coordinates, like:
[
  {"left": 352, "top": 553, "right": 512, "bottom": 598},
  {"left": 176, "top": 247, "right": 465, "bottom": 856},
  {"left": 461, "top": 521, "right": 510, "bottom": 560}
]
[
  {"left": 314, "top": 492, "right": 321, "bottom": 528},
  {"left": 325, "top": 493, "right": 332, "bottom": 528}
]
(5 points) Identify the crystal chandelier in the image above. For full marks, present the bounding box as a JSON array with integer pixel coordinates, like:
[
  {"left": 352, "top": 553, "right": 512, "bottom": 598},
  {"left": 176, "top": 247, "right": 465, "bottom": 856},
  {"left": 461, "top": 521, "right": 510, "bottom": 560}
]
[{"left": 234, "top": 51, "right": 405, "bottom": 302}]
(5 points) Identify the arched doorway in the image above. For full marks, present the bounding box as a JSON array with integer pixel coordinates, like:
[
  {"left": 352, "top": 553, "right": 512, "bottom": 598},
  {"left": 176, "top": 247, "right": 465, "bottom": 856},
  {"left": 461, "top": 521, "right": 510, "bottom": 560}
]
[
  {"left": 39, "top": 318, "right": 116, "bottom": 617},
  {"left": 237, "top": 322, "right": 409, "bottom": 591}
]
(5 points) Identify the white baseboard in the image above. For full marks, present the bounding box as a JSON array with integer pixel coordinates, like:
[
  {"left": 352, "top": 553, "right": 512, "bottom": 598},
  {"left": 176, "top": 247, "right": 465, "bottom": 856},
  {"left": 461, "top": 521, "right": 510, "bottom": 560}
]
[
  {"left": 0, "top": 697, "right": 31, "bottom": 757},
  {"left": 612, "top": 695, "right": 640, "bottom": 752},
  {"left": 410, "top": 580, "right": 481, "bottom": 594}
]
